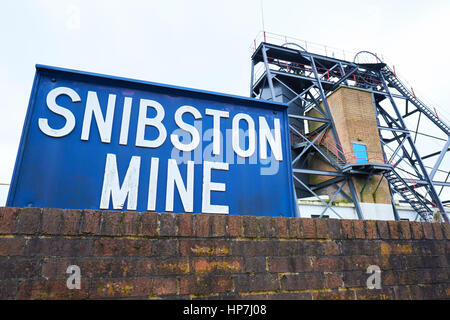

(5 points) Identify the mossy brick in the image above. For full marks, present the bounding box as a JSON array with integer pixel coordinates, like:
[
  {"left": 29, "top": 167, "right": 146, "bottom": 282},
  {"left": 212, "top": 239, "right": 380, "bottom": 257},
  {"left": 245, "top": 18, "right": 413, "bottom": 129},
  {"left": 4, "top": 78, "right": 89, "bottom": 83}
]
[
  {"left": 257, "top": 216, "right": 275, "bottom": 238},
  {"left": 152, "top": 277, "right": 177, "bottom": 296},
  {"left": 312, "top": 290, "right": 354, "bottom": 300},
  {"left": 90, "top": 278, "right": 152, "bottom": 299},
  {"left": 312, "top": 256, "right": 344, "bottom": 272},
  {"left": 243, "top": 256, "right": 266, "bottom": 273},
  {"left": 324, "top": 272, "right": 343, "bottom": 288}
]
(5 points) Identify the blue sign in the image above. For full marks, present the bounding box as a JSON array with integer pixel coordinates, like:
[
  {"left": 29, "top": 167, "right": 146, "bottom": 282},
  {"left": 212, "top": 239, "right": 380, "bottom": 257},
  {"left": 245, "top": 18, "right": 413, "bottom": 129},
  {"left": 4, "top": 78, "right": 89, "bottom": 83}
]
[{"left": 7, "top": 65, "right": 296, "bottom": 217}]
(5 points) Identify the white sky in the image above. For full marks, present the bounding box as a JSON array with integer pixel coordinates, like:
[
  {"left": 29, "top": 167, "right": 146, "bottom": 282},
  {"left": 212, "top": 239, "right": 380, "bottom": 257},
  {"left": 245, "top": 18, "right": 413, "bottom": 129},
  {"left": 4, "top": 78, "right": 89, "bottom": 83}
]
[{"left": 1, "top": 0, "right": 449, "bottom": 205}]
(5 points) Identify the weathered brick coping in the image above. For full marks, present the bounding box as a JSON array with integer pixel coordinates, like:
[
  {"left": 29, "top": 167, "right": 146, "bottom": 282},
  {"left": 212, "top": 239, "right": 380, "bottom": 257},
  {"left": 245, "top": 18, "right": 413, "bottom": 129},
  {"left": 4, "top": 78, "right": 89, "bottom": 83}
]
[{"left": 0, "top": 207, "right": 448, "bottom": 300}]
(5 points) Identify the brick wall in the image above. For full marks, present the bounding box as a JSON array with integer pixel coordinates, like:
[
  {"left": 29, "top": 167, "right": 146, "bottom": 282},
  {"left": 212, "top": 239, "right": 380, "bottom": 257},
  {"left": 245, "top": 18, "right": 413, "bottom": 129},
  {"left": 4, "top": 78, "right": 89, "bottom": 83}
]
[{"left": 0, "top": 207, "right": 448, "bottom": 300}]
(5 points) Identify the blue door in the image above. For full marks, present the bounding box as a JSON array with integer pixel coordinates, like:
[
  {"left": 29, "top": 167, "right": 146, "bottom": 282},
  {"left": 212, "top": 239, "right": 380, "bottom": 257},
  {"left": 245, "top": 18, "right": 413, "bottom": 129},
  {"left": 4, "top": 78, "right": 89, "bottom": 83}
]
[{"left": 352, "top": 143, "right": 368, "bottom": 163}]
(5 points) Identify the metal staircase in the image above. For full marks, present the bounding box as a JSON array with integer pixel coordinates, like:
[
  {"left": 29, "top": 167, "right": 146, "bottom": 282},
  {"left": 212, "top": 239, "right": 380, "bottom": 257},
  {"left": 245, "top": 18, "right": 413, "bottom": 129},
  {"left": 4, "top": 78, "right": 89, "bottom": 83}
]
[
  {"left": 381, "top": 66, "right": 450, "bottom": 136},
  {"left": 383, "top": 169, "right": 432, "bottom": 221}
]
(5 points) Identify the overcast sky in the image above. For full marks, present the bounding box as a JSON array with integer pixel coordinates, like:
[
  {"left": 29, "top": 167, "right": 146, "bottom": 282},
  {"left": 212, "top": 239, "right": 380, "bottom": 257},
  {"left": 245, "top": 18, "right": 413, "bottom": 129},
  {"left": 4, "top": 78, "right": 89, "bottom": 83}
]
[{"left": 1, "top": 0, "right": 449, "bottom": 205}]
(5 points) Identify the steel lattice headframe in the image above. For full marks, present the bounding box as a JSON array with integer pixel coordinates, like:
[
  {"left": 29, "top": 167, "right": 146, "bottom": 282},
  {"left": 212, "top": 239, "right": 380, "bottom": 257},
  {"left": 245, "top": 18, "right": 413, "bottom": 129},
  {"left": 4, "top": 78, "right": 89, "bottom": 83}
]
[{"left": 250, "top": 40, "right": 450, "bottom": 222}]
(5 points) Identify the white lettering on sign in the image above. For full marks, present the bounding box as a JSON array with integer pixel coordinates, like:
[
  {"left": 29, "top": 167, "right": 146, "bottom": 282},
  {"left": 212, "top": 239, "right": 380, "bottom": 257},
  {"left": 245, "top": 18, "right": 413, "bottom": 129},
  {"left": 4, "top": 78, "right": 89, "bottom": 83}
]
[{"left": 38, "top": 86, "right": 285, "bottom": 213}]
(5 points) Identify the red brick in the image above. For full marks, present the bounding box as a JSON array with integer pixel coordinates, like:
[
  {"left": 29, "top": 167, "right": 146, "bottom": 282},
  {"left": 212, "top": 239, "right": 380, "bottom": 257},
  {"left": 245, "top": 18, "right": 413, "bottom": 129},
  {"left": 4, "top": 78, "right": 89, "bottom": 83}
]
[
  {"left": 136, "top": 257, "right": 190, "bottom": 276},
  {"left": 280, "top": 273, "right": 324, "bottom": 290},
  {"left": 410, "top": 222, "right": 424, "bottom": 240},
  {"left": 268, "top": 256, "right": 312, "bottom": 273},
  {"left": 431, "top": 223, "right": 443, "bottom": 240},
  {"left": 243, "top": 256, "right": 266, "bottom": 273},
  {"left": 343, "top": 270, "right": 366, "bottom": 287},
  {"left": 312, "top": 290, "right": 355, "bottom": 300},
  {"left": 211, "top": 214, "right": 227, "bottom": 237},
  {"left": 355, "top": 288, "right": 394, "bottom": 300},
  {"left": 341, "top": 220, "right": 354, "bottom": 239},
  {"left": 328, "top": 219, "right": 343, "bottom": 239},
  {"left": 353, "top": 220, "right": 365, "bottom": 239},
  {"left": 195, "top": 214, "right": 211, "bottom": 237},
  {"left": 399, "top": 221, "right": 411, "bottom": 239},
  {"left": 141, "top": 213, "right": 158, "bottom": 237},
  {"left": 0, "top": 258, "right": 41, "bottom": 279},
  {"left": 18, "top": 280, "right": 89, "bottom": 300},
  {"left": 257, "top": 217, "right": 275, "bottom": 238},
  {"left": 100, "top": 211, "right": 122, "bottom": 236},
  {"left": 25, "top": 238, "right": 92, "bottom": 257},
  {"left": 177, "top": 213, "right": 193, "bottom": 237},
  {"left": 152, "top": 277, "right": 177, "bottom": 296},
  {"left": 312, "top": 257, "right": 344, "bottom": 272},
  {"left": 242, "top": 216, "right": 258, "bottom": 238},
  {"left": 387, "top": 221, "right": 400, "bottom": 239},
  {"left": 376, "top": 220, "right": 389, "bottom": 239},
  {"left": 121, "top": 212, "right": 140, "bottom": 236},
  {"left": 287, "top": 218, "right": 301, "bottom": 238},
  {"left": 365, "top": 220, "right": 378, "bottom": 239},
  {"left": 324, "top": 273, "right": 343, "bottom": 288},
  {"left": 41, "top": 208, "right": 63, "bottom": 235},
  {"left": 180, "top": 276, "right": 232, "bottom": 295},
  {"left": 235, "top": 274, "right": 279, "bottom": 292},
  {"left": 301, "top": 218, "right": 316, "bottom": 238},
  {"left": 0, "top": 280, "right": 19, "bottom": 299},
  {"left": 16, "top": 207, "right": 41, "bottom": 235},
  {"left": 323, "top": 241, "right": 340, "bottom": 255},
  {"left": 393, "top": 286, "right": 411, "bottom": 300},
  {"left": 442, "top": 223, "right": 450, "bottom": 239},
  {"left": 62, "top": 209, "right": 81, "bottom": 235},
  {"left": 150, "top": 239, "right": 178, "bottom": 256},
  {"left": 192, "top": 257, "right": 242, "bottom": 274},
  {"left": 179, "top": 240, "right": 230, "bottom": 256},
  {"left": 81, "top": 210, "right": 101, "bottom": 234},
  {"left": 269, "top": 292, "right": 312, "bottom": 300},
  {"left": 90, "top": 278, "right": 152, "bottom": 299},
  {"left": 159, "top": 213, "right": 177, "bottom": 237},
  {"left": 272, "top": 217, "right": 288, "bottom": 238},
  {"left": 0, "top": 237, "right": 27, "bottom": 256},
  {"left": 422, "top": 223, "right": 434, "bottom": 240},
  {"left": 93, "top": 238, "right": 151, "bottom": 256},
  {"left": 315, "top": 218, "right": 329, "bottom": 239},
  {"left": 0, "top": 207, "right": 19, "bottom": 234},
  {"left": 227, "top": 215, "right": 242, "bottom": 238}
]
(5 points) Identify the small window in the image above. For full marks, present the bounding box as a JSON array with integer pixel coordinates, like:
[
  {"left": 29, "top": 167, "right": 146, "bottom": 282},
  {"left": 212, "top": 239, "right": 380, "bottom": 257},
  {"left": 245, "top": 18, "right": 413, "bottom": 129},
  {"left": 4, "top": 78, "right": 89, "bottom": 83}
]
[
  {"left": 311, "top": 215, "right": 329, "bottom": 219},
  {"left": 352, "top": 143, "right": 368, "bottom": 163},
  {"left": 400, "top": 218, "right": 409, "bottom": 221}
]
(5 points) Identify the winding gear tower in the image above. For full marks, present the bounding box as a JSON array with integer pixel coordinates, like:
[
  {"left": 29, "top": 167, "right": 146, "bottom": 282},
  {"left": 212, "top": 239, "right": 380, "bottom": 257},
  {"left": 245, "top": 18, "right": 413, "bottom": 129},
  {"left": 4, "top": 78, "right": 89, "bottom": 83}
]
[{"left": 250, "top": 33, "right": 450, "bottom": 222}]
